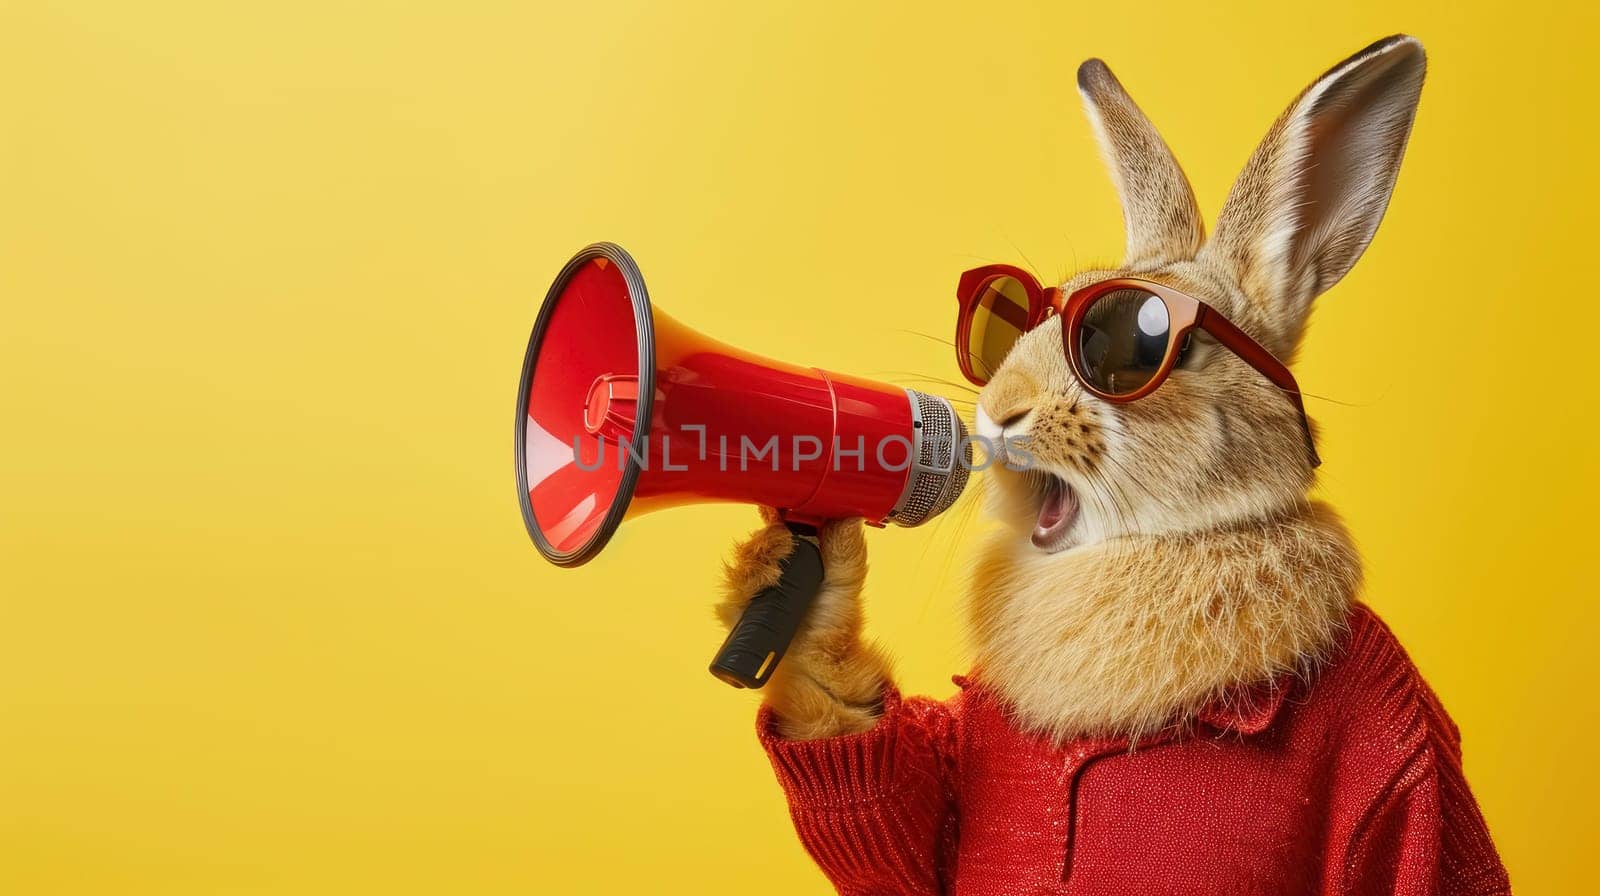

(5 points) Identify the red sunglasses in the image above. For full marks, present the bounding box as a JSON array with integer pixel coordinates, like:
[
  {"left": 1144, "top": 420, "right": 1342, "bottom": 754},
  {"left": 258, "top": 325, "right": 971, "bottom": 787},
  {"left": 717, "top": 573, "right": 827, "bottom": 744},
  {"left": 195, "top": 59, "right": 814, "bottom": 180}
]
[{"left": 955, "top": 265, "right": 1319, "bottom": 467}]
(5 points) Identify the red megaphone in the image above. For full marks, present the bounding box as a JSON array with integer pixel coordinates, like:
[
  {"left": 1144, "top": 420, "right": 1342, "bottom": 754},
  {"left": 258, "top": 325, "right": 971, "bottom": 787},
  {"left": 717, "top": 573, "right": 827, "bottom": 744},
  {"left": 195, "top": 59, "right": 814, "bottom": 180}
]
[{"left": 515, "top": 243, "right": 969, "bottom": 688}]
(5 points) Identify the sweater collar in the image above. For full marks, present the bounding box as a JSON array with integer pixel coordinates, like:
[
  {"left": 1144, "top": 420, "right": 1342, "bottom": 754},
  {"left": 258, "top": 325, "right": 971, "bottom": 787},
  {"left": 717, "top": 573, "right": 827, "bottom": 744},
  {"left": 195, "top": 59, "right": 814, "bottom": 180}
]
[
  {"left": 1195, "top": 678, "right": 1293, "bottom": 736},
  {"left": 958, "top": 671, "right": 1293, "bottom": 738}
]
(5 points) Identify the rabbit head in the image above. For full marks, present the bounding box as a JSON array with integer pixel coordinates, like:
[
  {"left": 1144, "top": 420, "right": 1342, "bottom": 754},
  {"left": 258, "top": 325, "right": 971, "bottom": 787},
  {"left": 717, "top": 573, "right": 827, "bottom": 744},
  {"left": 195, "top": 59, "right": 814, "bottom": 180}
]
[{"left": 977, "top": 36, "right": 1426, "bottom": 552}]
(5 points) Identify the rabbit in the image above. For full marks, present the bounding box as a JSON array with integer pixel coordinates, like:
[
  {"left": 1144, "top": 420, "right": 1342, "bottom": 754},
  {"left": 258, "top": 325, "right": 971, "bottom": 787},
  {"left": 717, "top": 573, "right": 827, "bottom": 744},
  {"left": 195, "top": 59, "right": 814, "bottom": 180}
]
[{"left": 717, "top": 35, "right": 1508, "bottom": 895}]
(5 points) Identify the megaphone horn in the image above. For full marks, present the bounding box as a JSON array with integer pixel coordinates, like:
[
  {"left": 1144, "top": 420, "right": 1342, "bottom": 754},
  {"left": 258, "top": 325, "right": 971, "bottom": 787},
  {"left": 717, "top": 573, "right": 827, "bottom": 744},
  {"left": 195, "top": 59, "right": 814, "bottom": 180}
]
[{"left": 515, "top": 243, "right": 970, "bottom": 688}]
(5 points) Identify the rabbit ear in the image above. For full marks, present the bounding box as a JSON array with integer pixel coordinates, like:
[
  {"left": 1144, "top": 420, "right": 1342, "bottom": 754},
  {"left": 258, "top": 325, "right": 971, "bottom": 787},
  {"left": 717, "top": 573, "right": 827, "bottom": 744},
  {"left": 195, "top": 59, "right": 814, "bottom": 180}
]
[
  {"left": 1207, "top": 35, "right": 1426, "bottom": 351},
  {"left": 1078, "top": 59, "right": 1205, "bottom": 268}
]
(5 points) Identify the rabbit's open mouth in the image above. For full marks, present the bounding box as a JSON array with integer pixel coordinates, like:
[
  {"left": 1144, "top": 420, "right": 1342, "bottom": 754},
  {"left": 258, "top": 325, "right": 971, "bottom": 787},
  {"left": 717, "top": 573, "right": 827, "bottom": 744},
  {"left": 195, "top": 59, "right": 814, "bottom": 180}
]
[{"left": 1032, "top": 474, "right": 1080, "bottom": 552}]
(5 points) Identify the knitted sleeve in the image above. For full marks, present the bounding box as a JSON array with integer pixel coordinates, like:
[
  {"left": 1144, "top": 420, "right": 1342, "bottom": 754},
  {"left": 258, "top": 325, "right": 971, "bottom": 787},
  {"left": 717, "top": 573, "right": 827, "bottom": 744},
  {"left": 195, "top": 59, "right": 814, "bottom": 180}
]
[
  {"left": 1333, "top": 611, "right": 1510, "bottom": 895},
  {"left": 758, "top": 687, "right": 958, "bottom": 896},
  {"left": 1340, "top": 740, "right": 1509, "bottom": 895}
]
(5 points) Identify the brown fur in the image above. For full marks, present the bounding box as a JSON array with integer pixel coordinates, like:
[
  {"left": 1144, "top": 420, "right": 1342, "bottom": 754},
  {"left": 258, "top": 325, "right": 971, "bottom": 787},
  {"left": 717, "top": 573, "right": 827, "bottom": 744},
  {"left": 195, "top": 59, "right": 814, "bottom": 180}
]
[
  {"left": 719, "top": 37, "right": 1424, "bottom": 742},
  {"left": 1205, "top": 36, "right": 1427, "bottom": 358},
  {"left": 1078, "top": 59, "right": 1206, "bottom": 268},
  {"left": 969, "top": 500, "right": 1360, "bottom": 741},
  {"left": 715, "top": 510, "right": 890, "bottom": 739}
]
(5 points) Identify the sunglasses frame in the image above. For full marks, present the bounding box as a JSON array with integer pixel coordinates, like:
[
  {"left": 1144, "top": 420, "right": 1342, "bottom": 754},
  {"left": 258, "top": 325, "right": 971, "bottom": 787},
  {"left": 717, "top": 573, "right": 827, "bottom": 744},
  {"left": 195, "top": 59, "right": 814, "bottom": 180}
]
[{"left": 955, "top": 266, "right": 1320, "bottom": 467}]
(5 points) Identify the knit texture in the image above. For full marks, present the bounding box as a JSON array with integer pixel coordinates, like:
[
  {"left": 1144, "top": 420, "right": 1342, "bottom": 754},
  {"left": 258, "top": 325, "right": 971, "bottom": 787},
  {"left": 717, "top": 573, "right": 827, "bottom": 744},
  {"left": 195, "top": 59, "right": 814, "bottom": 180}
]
[{"left": 757, "top": 604, "right": 1509, "bottom": 895}]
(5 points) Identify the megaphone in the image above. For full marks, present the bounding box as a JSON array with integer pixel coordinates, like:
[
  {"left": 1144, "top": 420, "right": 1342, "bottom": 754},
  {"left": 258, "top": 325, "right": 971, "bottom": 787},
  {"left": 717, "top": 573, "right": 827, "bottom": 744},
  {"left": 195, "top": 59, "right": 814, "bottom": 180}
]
[{"left": 515, "top": 243, "right": 970, "bottom": 688}]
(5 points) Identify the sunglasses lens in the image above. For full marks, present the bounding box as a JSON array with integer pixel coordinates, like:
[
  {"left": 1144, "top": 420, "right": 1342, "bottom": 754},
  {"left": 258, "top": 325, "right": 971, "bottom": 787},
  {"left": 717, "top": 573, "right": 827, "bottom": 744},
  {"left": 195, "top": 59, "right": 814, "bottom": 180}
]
[
  {"left": 965, "top": 276, "right": 1032, "bottom": 382},
  {"left": 1077, "top": 289, "right": 1171, "bottom": 395}
]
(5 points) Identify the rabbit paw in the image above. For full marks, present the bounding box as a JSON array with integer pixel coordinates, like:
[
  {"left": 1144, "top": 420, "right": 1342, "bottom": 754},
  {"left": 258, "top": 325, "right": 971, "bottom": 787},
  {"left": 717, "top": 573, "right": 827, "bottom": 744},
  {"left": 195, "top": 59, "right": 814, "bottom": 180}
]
[{"left": 717, "top": 510, "right": 891, "bottom": 739}]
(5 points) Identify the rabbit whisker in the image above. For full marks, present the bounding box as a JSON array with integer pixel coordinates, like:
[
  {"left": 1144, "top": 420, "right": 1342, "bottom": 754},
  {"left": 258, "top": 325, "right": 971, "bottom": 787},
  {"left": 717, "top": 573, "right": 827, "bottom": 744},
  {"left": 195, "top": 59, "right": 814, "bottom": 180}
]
[
  {"left": 1003, "top": 237, "right": 1046, "bottom": 286},
  {"left": 876, "top": 372, "right": 983, "bottom": 397}
]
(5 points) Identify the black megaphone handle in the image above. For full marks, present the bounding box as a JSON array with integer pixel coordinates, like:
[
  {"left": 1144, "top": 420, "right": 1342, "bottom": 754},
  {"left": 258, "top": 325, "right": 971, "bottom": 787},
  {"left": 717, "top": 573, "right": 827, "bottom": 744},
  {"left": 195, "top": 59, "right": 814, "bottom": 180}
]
[{"left": 708, "top": 524, "right": 824, "bottom": 689}]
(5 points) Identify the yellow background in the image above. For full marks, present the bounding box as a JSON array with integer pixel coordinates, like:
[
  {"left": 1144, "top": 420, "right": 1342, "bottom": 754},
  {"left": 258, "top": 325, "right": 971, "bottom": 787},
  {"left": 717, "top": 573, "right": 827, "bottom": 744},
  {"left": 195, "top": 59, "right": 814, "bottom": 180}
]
[{"left": 4, "top": 1, "right": 1596, "bottom": 892}]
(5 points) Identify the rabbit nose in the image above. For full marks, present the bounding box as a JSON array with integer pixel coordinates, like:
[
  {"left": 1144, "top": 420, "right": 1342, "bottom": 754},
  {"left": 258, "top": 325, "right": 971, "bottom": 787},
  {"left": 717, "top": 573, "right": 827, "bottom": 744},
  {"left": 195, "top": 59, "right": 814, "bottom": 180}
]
[
  {"left": 997, "top": 409, "right": 1030, "bottom": 429},
  {"left": 976, "top": 406, "right": 1030, "bottom": 442}
]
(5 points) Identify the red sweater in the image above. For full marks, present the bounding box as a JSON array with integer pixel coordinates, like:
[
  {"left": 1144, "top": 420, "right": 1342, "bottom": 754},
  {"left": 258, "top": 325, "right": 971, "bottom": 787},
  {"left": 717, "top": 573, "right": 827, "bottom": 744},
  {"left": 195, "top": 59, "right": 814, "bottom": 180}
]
[{"left": 758, "top": 605, "right": 1509, "bottom": 895}]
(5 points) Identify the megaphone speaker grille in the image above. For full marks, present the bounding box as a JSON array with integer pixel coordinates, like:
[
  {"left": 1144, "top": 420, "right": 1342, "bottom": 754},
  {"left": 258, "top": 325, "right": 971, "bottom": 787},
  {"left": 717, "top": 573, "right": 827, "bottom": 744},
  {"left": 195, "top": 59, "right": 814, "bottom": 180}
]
[{"left": 887, "top": 391, "right": 971, "bottom": 527}]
